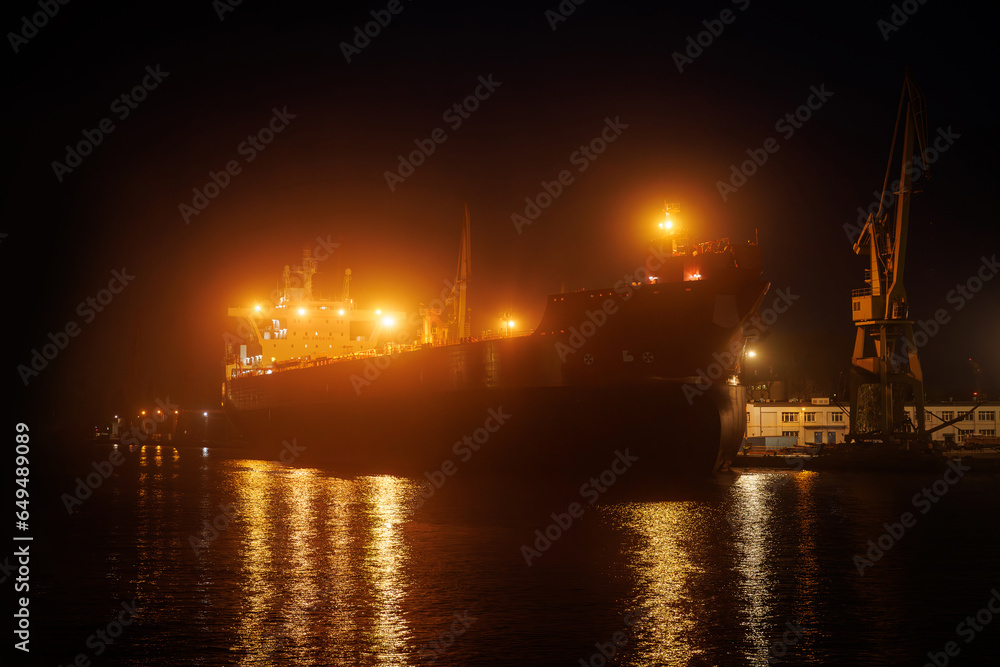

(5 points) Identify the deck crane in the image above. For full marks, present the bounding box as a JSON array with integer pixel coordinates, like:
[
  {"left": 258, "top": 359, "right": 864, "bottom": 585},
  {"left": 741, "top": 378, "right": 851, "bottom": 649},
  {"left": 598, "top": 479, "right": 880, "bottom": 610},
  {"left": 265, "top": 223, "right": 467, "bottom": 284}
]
[{"left": 847, "top": 70, "right": 931, "bottom": 446}]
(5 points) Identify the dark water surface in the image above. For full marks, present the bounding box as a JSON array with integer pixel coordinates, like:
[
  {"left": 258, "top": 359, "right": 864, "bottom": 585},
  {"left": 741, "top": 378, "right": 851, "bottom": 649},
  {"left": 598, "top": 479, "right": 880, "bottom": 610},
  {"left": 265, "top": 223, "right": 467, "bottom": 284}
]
[{"left": 23, "top": 441, "right": 1000, "bottom": 666}]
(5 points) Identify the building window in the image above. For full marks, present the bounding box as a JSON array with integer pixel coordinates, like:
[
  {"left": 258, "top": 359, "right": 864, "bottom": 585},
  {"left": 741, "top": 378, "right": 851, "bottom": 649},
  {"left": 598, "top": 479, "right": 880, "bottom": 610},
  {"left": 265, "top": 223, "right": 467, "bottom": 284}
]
[
  {"left": 781, "top": 412, "right": 799, "bottom": 423},
  {"left": 979, "top": 411, "right": 995, "bottom": 421},
  {"left": 746, "top": 411, "right": 750, "bottom": 423},
  {"left": 804, "top": 412, "right": 816, "bottom": 423},
  {"left": 980, "top": 429, "right": 996, "bottom": 437},
  {"left": 831, "top": 413, "right": 844, "bottom": 423},
  {"left": 941, "top": 411, "right": 954, "bottom": 421},
  {"left": 958, "top": 429, "right": 973, "bottom": 442},
  {"left": 782, "top": 431, "right": 798, "bottom": 438},
  {"left": 964, "top": 412, "right": 975, "bottom": 421}
]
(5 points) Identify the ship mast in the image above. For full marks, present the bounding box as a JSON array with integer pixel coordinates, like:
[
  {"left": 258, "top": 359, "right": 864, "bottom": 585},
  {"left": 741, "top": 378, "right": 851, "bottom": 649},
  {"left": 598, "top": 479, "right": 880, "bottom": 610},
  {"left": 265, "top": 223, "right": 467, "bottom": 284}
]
[
  {"left": 451, "top": 204, "right": 472, "bottom": 341},
  {"left": 281, "top": 248, "right": 319, "bottom": 304},
  {"left": 342, "top": 268, "right": 352, "bottom": 306},
  {"left": 848, "top": 69, "right": 929, "bottom": 445},
  {"left": 300, "top": 246, "right": 317, "bottom": 301}
]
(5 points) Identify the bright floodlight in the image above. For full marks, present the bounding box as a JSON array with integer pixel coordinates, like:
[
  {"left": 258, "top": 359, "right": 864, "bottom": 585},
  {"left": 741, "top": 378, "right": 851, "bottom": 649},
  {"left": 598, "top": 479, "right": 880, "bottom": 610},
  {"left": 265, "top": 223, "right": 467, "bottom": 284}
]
[
  {"left": 382, "top": 316, "right": 395, "bottom": 327},
  {"left": 203, "top": 412, "right": 208, "bottom": 417},
  {"left": 747, "top": 350, "right": 757, "bottom": 358},
  {"left": 298, "top": 307, "right": 306, "bottom": 316},
  {"left": 338, "top": 309, "right": 345, "bottom": 316},
  {"left": 254, "top": 304, "right": 261, "bottom": 312},
  {"left": 508, "top": 320, "right": 515, "bottom": 328}
]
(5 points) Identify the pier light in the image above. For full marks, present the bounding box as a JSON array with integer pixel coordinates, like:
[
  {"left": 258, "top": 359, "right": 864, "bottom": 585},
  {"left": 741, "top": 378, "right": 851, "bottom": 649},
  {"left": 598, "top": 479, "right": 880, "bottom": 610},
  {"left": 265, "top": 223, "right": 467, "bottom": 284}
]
[
  {"left": 747, "top": 350, "right": 757, "bottom": 358},
  {"left": 508, "top": 320, "right": 515, "bottom": 328},
  {"left": 203, "top": 412, "right": 208, "bottom": 417},
  {"left": 338, "top": 309, "right": 345, "bottom": 316},
  {"left": 298, "top": 307, "right": 306, "bottom": 316},
  {"left": 382, "top": 316, "right": 395, "bottom": 327},
  {"left": 376, "top": 309, "right": 382, "bottom": 315},
  {"left": 140, "top": 410, "right": 146, "bottom": 416},
  {"left": 254, "top": 304, "right": 262, "bottom": 312}
]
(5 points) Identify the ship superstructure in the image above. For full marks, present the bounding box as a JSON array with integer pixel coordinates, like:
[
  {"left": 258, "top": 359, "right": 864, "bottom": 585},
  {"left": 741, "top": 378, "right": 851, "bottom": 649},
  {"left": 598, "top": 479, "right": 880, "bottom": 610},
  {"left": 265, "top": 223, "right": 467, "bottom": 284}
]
[{"left": 225, "top": 250, "right": 407, "bottom": 380}]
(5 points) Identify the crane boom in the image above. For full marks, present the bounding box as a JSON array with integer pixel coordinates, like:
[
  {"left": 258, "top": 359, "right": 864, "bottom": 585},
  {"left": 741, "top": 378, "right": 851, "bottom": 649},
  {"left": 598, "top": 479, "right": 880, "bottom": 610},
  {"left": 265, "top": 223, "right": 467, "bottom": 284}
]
[{"left": 847, "top": 70, "right": 929, "bottom": 445}]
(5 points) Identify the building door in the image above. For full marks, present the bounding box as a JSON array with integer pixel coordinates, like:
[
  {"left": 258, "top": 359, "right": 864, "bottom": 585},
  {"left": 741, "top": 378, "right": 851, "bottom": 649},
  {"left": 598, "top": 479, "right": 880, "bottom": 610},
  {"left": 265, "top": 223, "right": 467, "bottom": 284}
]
[
  {"left": 814, "top": 431, "right": 823, "bottom": 444},
  {"left": 827, "top": 431, "right": 836, "bottom": 444}
]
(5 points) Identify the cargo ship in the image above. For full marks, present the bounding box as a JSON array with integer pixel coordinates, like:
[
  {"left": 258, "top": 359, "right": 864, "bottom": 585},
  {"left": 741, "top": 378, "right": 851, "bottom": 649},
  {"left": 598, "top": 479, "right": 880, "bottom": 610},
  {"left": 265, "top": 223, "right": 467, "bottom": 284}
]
[{"left": 222, "top": 207, "right": 769, "bottom": 477}]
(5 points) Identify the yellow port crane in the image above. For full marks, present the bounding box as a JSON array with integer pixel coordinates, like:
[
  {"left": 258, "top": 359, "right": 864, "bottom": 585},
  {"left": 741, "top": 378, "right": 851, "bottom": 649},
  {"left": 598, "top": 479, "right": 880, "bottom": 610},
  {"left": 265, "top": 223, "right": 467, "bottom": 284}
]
[{"left": 848, "top": 69, "right": 930, "bottom": 445}]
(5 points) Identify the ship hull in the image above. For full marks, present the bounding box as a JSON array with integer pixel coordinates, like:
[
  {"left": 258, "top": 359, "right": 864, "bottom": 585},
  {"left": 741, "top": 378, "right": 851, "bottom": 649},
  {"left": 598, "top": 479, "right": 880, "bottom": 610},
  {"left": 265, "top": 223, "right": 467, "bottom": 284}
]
[{"left": 224, "top": 380, "right": 746, "bottom": 478}]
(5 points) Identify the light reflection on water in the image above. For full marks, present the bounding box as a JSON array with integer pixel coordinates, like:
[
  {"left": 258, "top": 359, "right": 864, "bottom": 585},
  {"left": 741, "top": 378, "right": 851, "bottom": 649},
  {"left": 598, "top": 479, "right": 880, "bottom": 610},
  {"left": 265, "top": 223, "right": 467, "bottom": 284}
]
[
  {"left": 38, "top": 445, "right": 1000, "bottom": 666},
  {"left": 731, "top": 472, "right": 779, "bottom": 665},
  {"left": 221, "top": 465, "right": 420, "bottom": 665},
  {"left": 603, "top": 501, "right": 705, "bottom": 666}
]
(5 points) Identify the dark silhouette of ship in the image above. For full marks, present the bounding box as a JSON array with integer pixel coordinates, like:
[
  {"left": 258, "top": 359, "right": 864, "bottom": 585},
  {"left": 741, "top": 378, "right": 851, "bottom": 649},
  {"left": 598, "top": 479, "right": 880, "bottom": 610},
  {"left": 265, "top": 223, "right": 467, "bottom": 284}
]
[{"left": 223, "top": 207, "right": 769, "bottom": 478}]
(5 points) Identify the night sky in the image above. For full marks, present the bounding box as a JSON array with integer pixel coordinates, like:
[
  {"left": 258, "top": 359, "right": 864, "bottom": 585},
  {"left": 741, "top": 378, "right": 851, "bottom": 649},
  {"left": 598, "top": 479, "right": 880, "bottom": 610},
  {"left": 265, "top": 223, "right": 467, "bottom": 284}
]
[{"left": 5, "top": 0, "right": 998, "bottom": 431}]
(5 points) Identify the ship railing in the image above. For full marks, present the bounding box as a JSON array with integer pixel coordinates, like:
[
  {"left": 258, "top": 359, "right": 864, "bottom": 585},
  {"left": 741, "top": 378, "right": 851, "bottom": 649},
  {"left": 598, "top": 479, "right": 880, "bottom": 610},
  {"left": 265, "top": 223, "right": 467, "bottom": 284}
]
[
  {"left": 478, "top": 329, "right": 535, "bottom": 341},
  {"left": 244, "top": 344, "right": 423, "bottom": 376},
  {"left": 234, "top": 331, "right": 536, "bottom": 379}
]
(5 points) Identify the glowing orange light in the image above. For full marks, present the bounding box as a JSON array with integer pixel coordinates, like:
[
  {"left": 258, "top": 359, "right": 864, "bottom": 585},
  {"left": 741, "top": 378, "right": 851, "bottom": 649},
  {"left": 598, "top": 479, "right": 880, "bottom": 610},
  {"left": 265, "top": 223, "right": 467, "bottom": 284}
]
[{"left": 298, "top": 307, "right": 306, "bottom": 316}]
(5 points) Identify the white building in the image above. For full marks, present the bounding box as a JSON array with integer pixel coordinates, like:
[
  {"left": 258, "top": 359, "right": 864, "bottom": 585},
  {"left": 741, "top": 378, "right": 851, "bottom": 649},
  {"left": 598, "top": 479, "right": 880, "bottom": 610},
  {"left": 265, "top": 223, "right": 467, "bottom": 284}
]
[
  {"left": 746, "top": 399, "right": 999, "bottom": 446},
  {"left": 918, "top": 402, "right": 998, "bottom": 446}
]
